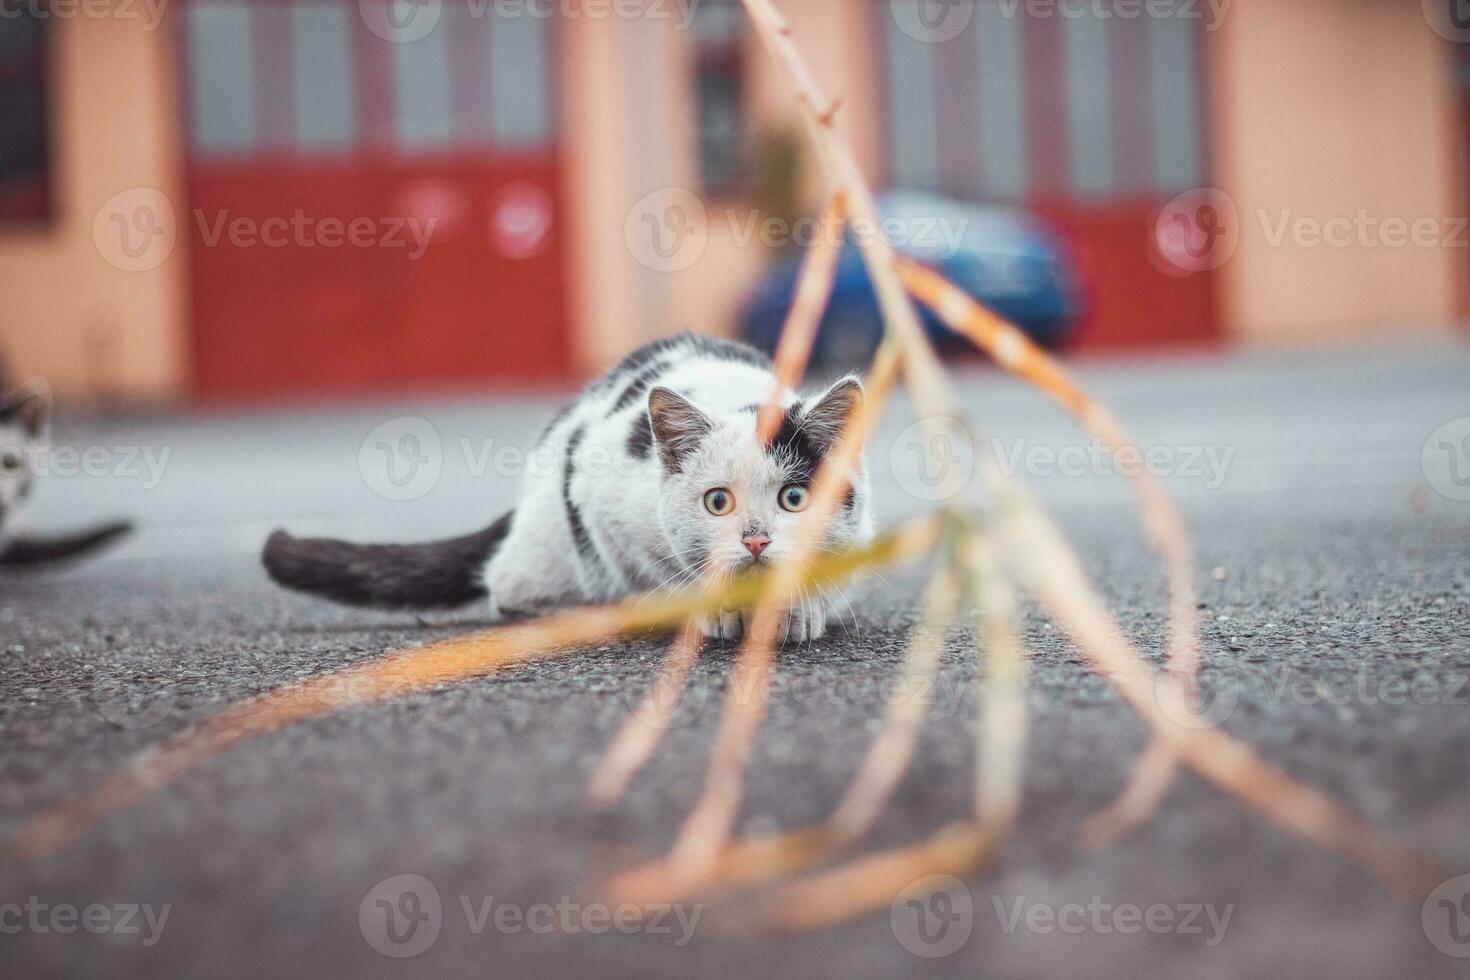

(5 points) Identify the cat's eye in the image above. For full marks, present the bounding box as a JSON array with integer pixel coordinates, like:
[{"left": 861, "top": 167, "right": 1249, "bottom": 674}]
[
  {"left": 778, "top": 484, "right": 810, "bottom": 512},
  {"left": 0, "top": 452, "right": 23, "bottom": 475},
  {"left": 703, "top": 488, "right": 736, "bottom": 516}
]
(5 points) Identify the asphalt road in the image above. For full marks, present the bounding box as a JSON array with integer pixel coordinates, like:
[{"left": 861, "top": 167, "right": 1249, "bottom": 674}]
[{"left": 3, "top": 342, "right": 1469, "bottom": 979}]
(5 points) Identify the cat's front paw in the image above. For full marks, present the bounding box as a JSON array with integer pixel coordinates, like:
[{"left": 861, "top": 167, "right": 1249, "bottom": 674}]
[
  {"left": 778, "top": 601, "right": 827, "bottom": 644},
  {"left": 699, "top": 610, "right": 745, "bottom": 642}
]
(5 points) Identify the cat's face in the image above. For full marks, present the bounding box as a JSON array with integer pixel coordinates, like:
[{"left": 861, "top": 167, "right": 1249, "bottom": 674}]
[
  {"left": 0, "top": 386, "right": 47, "bottom": 529},
  {"left": 648, "top": 378, "right": 870, "bottom": 582}
]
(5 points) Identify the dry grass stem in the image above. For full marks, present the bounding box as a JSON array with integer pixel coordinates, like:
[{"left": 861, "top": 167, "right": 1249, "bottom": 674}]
[
  {"left": 1000, "top": 499, "right": 1449, "bottom": 894},
  {"left": 651, "top": 341, "right": 903, "bottom": 890},
  {"left": 7, "top": 514, "right": 942, "bottom": 859},
  {"left": 758, "top": 191, "right": 848, "bottom": 443},
  {"left": 898, "top": 258, "right": 1199, "bottom": 844},
  {"left": 586, "top": 621, "right": 706, "bottom": 807}
]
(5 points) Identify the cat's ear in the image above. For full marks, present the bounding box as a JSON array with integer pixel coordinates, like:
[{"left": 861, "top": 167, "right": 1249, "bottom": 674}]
[
  {"left": 0, "top": 382, "right": 50, "bottom": 440},
  {"left": 647, "top": 387, "right": 712, "bottom": 474},
  {"left": 801, "top": 376, "right": 863, "bottom": 455}
]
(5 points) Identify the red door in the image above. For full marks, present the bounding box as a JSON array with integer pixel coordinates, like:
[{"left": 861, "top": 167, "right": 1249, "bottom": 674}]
[
  {"left": 876, "top": 0, "right": 1219, "bottom": 350},
  {"left": 179, "top": 0, "right": 570, "bottom": 401}
]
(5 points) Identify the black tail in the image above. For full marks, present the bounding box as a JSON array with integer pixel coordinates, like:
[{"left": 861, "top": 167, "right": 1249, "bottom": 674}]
[
  {"left": 261, "top": 512, "right": 513, "bottom": 611},
  {"left": 0, "top": 520, "right": 133, "bottom": 570}
]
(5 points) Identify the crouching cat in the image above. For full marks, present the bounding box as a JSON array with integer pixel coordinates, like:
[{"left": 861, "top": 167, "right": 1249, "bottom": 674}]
[
  {"left": 0, "top": 383, "right": 132, "bottom": 570},
  {"left": 263, "top": 333, "right": 873, "bottom": 642}
]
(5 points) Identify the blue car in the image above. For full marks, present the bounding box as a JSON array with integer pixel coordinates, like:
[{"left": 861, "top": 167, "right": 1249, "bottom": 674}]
[{"left": 740, "top": 191, "right": 1084, "bottom": 368}]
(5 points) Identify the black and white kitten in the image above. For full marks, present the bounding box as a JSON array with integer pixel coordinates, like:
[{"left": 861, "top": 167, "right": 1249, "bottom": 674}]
[
  {"left": 0, "top": 383, "right": 132, "bottom": 570},
  {"left": 264, "top": 333, "right": 873, "bottom": 641}
]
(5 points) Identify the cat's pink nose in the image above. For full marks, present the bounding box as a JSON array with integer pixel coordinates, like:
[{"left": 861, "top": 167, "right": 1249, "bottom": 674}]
[{"left": 742, "top": 534, "right": 771, "bottom": 559}]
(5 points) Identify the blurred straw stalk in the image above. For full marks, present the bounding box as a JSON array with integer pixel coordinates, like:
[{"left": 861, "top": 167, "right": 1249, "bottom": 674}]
[{"left": 6, "top": 0, "right": 1451, "bottom": 933}]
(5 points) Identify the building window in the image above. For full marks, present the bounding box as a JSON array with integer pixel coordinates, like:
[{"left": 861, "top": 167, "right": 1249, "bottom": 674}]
[
  {"left": 0, "top": 10, "right": 51, "bottom": 224},
  {"left": 879, "top": 0, "right": 1206, "bottom": 203},
  {"left": 692, "top": 0, "right": 747, "bottom": 195}
]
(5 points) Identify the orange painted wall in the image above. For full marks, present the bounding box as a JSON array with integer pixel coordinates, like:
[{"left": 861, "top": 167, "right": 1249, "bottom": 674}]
[
  {"left": 0, "top": 16, "right": 187, "bottom": 401},
  {"left": 559, "top": 0, "right": 883, "bottom": 376},
  {"left": 1210, "top": 0, "right": 1463, "bottom": 343}
]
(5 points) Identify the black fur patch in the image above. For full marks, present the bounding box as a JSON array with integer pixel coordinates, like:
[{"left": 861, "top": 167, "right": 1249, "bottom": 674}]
[
  {"left": 609, "top": 363, "right": 665, "bottom": 415},
  {"left": 261, "top": 514, "right": 511, "bottom": 610},
  {"left": 626, "top": 413, "right": 654, "bottom": 459},
  {"left": 601, "top": 332, "right": 770, "bottom": 388},
  {"left": 767, "top": 408, "right": 824, "bottom": 484},
  {"left": 0, "top": 520, "right": 133, "bottom": 569},
  {"left": 767, "top": 407, "right": 858, "bottom": 510},
  {"left": 563, "top": 426, "right": 598, "bottom": 562}
]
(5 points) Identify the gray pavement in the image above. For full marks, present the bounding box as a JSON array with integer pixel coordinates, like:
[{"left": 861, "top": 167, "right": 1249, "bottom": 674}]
[{"left": 3, "top": 341, "right": 1469, "bottom": 979}]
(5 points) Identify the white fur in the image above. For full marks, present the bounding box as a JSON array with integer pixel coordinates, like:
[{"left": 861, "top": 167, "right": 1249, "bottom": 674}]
[
  {"left": 0, "top": 383, "right": 48, "bottom": 544},
  {"left": 483, "top": 335, "right": 874, "bottom": 642}
]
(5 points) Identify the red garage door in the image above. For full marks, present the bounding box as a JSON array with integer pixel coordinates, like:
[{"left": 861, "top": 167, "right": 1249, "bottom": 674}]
[
  {"left": 877, "top": 0, "right": 1218, "bottom": 350},
  {"left": 179, "top": 0, "right": 571, "bottom": 400}
]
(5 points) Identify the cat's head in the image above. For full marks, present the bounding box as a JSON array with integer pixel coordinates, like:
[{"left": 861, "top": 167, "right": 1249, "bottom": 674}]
[
  {"left": 0, "top": 383, "right": 48, "bottom": 525},
  {"left": 648, "top": 377, "right": 871, "bottom": 581}
]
